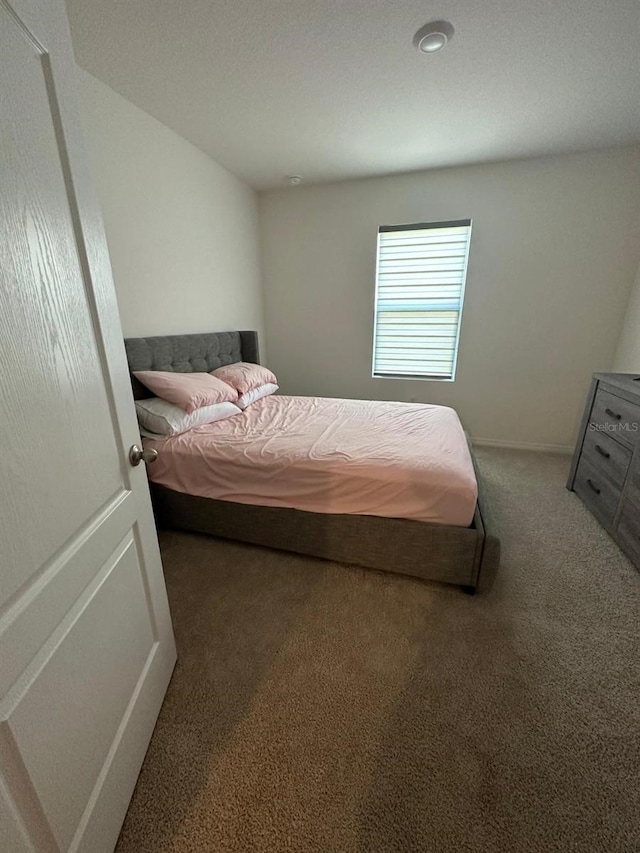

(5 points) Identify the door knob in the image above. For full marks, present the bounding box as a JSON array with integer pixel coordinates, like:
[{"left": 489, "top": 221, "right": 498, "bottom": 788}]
[{"left": 129, "top": 445, "right": 158, "bottom": 467}]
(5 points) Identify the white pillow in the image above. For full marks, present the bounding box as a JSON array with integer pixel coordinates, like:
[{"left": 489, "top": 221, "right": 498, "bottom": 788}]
[
  {"left": 135, "top": 397, "right": 240, "bottom": 437},
  {"left": 236, "top": 383, "right": 279, "bottom": 410}
]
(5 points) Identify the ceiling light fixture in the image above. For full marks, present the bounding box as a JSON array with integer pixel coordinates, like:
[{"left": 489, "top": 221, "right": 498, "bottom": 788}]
[{"left": 414, "top": 20, "right": 454, "bottom": 54}]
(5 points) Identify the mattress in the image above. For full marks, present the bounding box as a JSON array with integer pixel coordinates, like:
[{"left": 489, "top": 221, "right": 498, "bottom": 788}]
[{"left": 143, "top": 395, "right": 478, "bottom": 526}]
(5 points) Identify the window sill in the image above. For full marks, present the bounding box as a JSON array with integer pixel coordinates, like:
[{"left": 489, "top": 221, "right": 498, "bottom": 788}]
[{"left": 372, "top": 373, "right": 456, "bottom": 383}]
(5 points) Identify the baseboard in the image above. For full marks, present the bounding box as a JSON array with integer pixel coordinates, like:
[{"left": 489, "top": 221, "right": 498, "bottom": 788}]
[{"left": 471, "top": 437, "right": 573, "bottom": 455}]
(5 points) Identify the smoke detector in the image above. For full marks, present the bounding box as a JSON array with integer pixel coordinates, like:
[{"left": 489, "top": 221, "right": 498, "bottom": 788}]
[
  {"left": 414, "top": 21, "right": 454, "bottom": 54},
  {"left": 287, "top": 175, "right": 303, "bottom": 186}
]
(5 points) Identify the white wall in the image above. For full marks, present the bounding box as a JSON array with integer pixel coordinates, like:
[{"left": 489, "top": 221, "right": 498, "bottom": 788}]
[
  {"left": 77, "top": 69, "right": 264, "bottom": 339},
  {"left": 614, "top": 261, "right": 640, "bottom": 373},
  {"left": 260, "top": 147, "right": 640, "bottom": 450}
]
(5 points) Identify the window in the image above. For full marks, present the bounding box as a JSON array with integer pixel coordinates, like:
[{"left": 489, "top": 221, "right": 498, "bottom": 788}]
[{"left": 372, "top": 219, "right": 472, "bottom": 381}]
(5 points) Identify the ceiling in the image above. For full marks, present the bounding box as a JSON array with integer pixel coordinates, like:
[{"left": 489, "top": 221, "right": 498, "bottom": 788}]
[{"left": 65, "top": 0, "right": 640, "bottom": 190}]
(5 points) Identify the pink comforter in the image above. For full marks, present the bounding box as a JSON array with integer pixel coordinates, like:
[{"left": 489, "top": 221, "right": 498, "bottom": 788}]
[{"left": 144, "top": 396, "right": 478, "bottom": 526}]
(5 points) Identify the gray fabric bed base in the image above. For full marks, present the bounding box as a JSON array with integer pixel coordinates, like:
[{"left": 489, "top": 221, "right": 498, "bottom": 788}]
[{"left": 150, "top": 442, "right": 500, "bottom": 592}]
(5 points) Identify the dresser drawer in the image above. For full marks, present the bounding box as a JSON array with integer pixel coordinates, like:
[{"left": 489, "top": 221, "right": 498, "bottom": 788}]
[
  {"left": 573, "top": 457, "right": 621, "bottom": 528},
  {"left": 616, "top": 498, "right": 640, "bottom": 568},
  {"left": 581, "top": 427, "right": 631, "bottom": 490},
  {"left": 589, "top": 388, "right": 640, "bottom": 449}
]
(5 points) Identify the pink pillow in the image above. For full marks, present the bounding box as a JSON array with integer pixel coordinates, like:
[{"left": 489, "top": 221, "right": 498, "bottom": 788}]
[
  {"left": 211, "top": 362, "right": 277, "bottom": 396},
  {"left": 133, "top": 370, "right": 238, "bottom": 413}
]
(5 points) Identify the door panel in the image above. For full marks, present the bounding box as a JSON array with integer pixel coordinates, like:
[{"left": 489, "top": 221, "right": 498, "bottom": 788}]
[
  {"left": 6, "top": 538, "right": 156, "bottom": 850},
  {"left": 0, "top": 2, "right": 122, "bottom": 602},
  {"left": 0, "top": 490, "right": 133, "bottom": 699},
  {"left": 0, "top": 0, "right": 177, "bottom": 850}
]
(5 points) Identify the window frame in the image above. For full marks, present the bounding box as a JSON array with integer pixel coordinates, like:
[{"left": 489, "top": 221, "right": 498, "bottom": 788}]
[{"left": 371, "top": 219, "right": 472, "bottom": 382}]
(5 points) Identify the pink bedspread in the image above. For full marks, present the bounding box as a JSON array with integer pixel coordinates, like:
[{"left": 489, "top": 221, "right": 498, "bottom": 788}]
[{"left": 144, "top": 396, "right": 478, "bottom": 526}]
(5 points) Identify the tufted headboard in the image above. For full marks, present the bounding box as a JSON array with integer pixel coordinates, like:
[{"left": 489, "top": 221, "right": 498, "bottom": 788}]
[{"left": 124, "top": 330, "right": 260, "bottom": 399}]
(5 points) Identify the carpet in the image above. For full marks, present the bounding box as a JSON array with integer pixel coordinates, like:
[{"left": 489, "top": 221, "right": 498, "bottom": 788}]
[{"left": 116, "top": 448, "right": 640, "bottom": 852}]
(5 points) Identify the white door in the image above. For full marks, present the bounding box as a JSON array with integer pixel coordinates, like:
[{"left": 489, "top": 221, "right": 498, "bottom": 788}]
[{"left": 0, "top": 0, "right": 177, "bottom": 851}]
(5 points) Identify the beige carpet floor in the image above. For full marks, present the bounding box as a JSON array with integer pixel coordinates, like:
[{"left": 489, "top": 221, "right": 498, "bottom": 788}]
[{"left": 116, "top": 448, "right": 640, "bottom": 853}]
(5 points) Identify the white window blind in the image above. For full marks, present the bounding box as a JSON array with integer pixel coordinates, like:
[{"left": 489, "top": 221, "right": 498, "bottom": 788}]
[{"left": 372, "top": 219, "right": 472, "bottom": 380}]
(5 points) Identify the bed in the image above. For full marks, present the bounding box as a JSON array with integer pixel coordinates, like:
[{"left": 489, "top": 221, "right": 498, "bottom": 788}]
[{"left": 124, "top": 330, "right": 500, "bottom": 592}]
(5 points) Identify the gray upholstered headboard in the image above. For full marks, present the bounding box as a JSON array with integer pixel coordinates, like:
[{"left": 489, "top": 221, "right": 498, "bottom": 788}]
[{"left": 124, "top": 330, "right": 260, "bottom": 399}]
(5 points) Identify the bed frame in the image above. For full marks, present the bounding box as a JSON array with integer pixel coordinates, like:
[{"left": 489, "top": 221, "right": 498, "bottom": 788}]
[{"left": 124, "top": 330, "right": 500, "bottom": 592}]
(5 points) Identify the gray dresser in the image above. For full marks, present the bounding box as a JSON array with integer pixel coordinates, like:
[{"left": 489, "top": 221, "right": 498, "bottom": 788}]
[{"left": 568, "top": 373, "right": 640, "bottom": 570}]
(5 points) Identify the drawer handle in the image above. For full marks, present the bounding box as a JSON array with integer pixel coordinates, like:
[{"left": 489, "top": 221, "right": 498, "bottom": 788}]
[
  {"left": 594, "top": 444, "right": 611, "bottom": 459},
  {"left": 586, "top": 478, "right": 601, "bottom": 495},
  {"left": 605, "top": 407, "right": 621, "bottom": 421}
]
